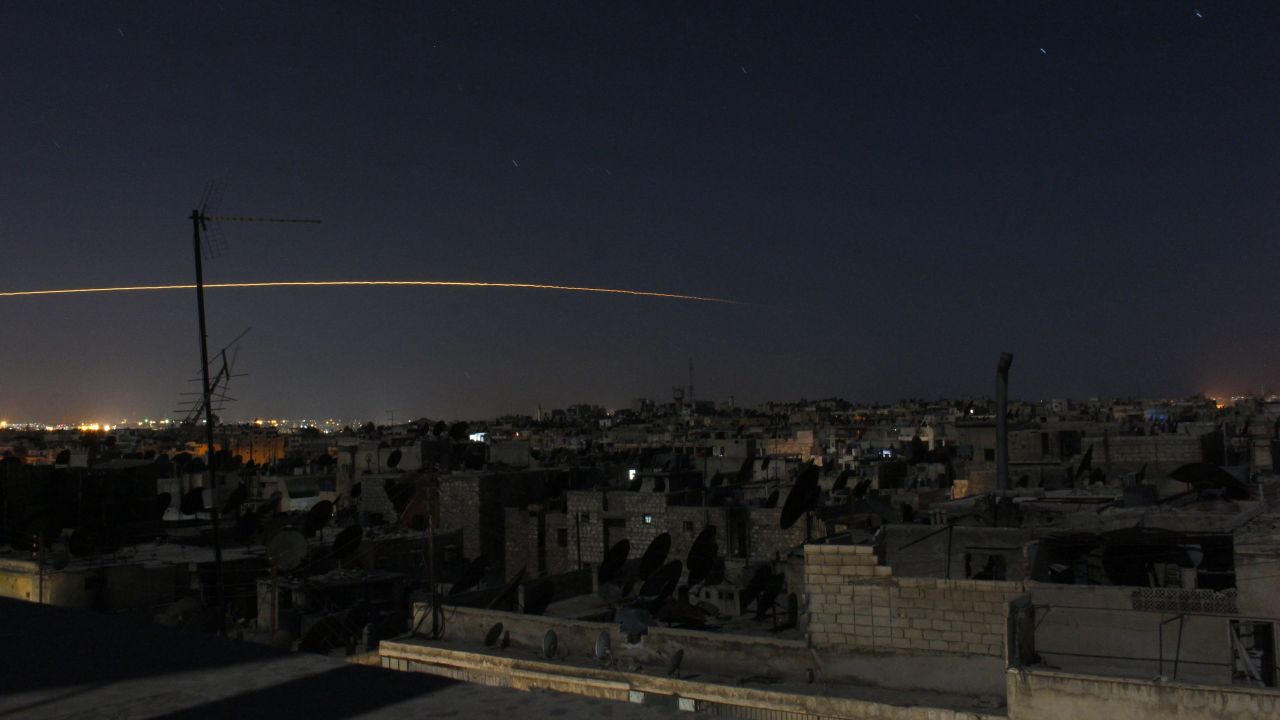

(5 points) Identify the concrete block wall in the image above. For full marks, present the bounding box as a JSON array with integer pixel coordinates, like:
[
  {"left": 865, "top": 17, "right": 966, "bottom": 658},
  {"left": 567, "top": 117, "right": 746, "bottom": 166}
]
[
  {"left": 750, "top": 507, "right": 809, "bottom": 562},
  {"left": 622, "top": 492, "right": 667, "bottom": 554},
  {"left": 1085, "top": 434, "right": 1207, "bottom": 474},
  {"left": 544, "top": 511, "right": 574, "bottom": 575},
  {"left": 566, "top": 491, "right": 606, "bottom": 564},
  {"left": 357, "top": 480, "right": 396, "bottom": 525},
  {"left": 503, "top": 507, "right": 535, "bottom": 578},
  {"left": 805, "top": 544, "right": 1023, "bottom": 658},
  {"left": 439, "top": 475, "right": 482, "bottom": 558}
]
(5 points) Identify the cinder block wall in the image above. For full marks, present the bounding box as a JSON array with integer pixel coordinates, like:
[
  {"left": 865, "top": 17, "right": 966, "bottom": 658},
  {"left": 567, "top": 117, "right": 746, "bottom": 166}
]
[{"left": 805, "top": 544, "right": 1023, "bottom": 657}]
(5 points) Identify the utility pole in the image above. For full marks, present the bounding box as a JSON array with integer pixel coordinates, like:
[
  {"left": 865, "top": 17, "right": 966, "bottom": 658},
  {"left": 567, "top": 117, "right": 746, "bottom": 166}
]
[
  {"left": 191, "top": 208, "right": 225, "bottom": 635},
  {"left": 187, "top": 192, "right": 319, "bottom": 635}
]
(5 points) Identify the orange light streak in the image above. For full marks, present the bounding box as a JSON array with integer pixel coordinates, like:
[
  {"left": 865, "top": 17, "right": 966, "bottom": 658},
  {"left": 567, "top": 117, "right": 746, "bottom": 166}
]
[{"left": 0, "top": 280, "right": 740, "bottom": 304}]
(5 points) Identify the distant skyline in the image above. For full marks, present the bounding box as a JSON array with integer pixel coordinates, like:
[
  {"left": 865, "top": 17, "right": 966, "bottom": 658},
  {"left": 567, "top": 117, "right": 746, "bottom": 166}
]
[
  {"left": 2, "top": 386, "right": 1267, "bottom": 430},
  {"left": 3, "top": 3, "right": 1278, "bottom": 422}
]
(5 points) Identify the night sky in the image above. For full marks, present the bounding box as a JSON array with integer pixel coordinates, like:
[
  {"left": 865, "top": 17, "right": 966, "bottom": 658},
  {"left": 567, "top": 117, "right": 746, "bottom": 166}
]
[{"left": 2, "top": 3, "right": 1278, "bottom": 423}]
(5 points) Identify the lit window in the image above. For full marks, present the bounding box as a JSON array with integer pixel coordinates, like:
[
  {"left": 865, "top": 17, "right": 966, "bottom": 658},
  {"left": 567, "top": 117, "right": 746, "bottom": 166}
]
[{"left": 642, "top": 514, "right": 653, "bottom": 524}]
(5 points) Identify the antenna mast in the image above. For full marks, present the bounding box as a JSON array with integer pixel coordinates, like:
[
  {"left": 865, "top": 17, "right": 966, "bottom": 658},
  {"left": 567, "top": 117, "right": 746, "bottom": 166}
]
[{"left": 188, "top": 187, "right": 319, "bottom": 635}]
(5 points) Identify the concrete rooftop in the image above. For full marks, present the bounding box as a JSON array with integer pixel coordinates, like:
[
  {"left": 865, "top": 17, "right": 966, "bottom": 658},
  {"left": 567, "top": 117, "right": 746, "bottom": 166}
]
[{"left": 0, "top": 598, "right": 684, "bottom": 719}]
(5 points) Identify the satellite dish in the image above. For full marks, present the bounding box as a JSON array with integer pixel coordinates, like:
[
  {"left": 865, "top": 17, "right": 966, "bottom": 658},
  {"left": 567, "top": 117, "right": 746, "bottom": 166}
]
[
  {"left": 303, "top": 500, "right": 334, "bottom": 538},
  {"left": 851, "top": 478, "right": 871, "bottom": 500},
  {"left": 155, "top": 492, "right": 172, "bottom": 519},
  {"left": 267, "top": 529, "right": 308, "bottom": 572},
  {"left": 1169, "top": 463, "right": 1251, "bottom": 499},
  {"left": 54, "top": 449, "right": 71, "bottom": 465},
  {"left": 387, "top": 448, "right": 402, "bottom": 469},
  {"left": 541, "top": 629, "right": 558, "bottom": 659},
  {"left": 831, "top": 470, "right": 851, "bottom": 493},
  {"left": 350, "top": 481, "right": 363, "bottom": 499},
  {"left": 744, "top": 565, "right": 783, "bottom": 618},
  {"left": 223, "top": 483, "right": 248, "bottom": 515},
  {"left": 449, "top": 555, "right": 489, "bottom": 596},
  {"left": 594, "top": 630, "right": 611, "bottom": 661},
  {"left": 686, "top": 526, "right": 718, "bottom": 587},
  {"left": 666, "top": 648, "right": 685, "bottom": 677},
  {"left": 486, "top": 567, "right": 526, "bottom": 609},
  {"left": 636, "top": 533, "right": 671, "bottom": 580},
  {"left": 637, "top": 560, "right": 683, "bottom": 604},
  {"left": 484, "top": 622, "right": 504, "bottom": 648},
  {"left": 500, "top": 630, "right": 510, "bottom": 649},
  {"left": 179, "top": 487, "right": 205, "bottom": 516},
  {"left": 628, "top": 478, "right": 643, "bottom": 492},
  {"left": 764, "top": 490, "right": 779, "bottom": 508},
  {"left": 598, "top": 539, "right": 630, "bottom": 584},
  {"left": 332, "top": 524, "right": 363, "bottom": 560},
  {"left": 383, "top": 481, "right": 414, "bottom": 516},
  {"left": 780, "top": 463, "right": 821, "bottom": 530},
  {"left": 599, "top": 582, "right": 623, "bottom": 604},
  {"left": 523, "top": 579, "right": 555, "bottom": 616}
]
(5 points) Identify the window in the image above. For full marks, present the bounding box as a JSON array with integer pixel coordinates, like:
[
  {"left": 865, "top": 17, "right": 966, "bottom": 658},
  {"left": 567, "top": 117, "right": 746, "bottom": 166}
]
[
  {"left": 683, "top": 521, "right": 695, "bottom": 533},
  {"left": 556, "top": 528, "right": 568, "bottom": 548},
  {"left": 642, "top": 514, "right": 653, "bottom": 524},
  {"left": 1231, "top": 621, "right": 1276, "bottom": 687},
  {"left": 983, "top": 448, "right": 996, "bottom": 462}
]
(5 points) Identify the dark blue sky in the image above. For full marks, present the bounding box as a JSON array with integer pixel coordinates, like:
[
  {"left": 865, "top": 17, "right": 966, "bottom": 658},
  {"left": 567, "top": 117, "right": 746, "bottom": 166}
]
[{"left": 2, "top": 2, "right": 1277, "bottom": 423}]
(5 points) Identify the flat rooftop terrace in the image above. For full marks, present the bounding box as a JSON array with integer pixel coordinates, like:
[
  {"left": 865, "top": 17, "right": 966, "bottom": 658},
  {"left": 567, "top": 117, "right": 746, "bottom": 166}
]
[{"left": 0, "top": 598, "right": 684, "bottom": 719}]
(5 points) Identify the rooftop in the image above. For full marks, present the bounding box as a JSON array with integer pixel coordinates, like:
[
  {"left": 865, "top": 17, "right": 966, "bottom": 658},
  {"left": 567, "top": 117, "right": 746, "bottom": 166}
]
[{"left": 0, "top": 598, "right": 684, "bottom": 719}]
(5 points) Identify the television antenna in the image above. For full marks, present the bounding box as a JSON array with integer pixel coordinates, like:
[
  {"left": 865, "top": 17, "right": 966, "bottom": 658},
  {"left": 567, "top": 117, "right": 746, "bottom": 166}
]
[
  {"left": 188, "top": 182, "right": 320, "bottom": 634},
  {"left": 174, "top": 327, "right": 250, "bottom": 426}
]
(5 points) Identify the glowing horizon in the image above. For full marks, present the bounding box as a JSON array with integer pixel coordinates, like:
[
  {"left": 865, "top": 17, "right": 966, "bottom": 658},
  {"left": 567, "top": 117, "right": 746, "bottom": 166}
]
[{"left": 0, "top": 279, "right": 741, "bottom": 304}]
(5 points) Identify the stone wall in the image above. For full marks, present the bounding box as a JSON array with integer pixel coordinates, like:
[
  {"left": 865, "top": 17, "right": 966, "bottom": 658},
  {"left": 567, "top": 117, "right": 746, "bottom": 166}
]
[
  {"left": 621, "top": 492, "right": 667, "bottom": 555},
  {"left": 1085, "top": 433, "right": 1208, "bottom": 474},
  {"left": 439, "top": 475, "right": 482, "bottom": 558},
  {"left": 750, "top": 507, "right": 809, "bottom": 563},
  {"left": 805, "top": 544, "right": 1024, "bottom": 658},
  {"left": 439, "top": 474, "right": 505, "bottom": 580},
  {"left": 503, "top": 507, "right": 536, "bottom": 578},
  {"left": 566, "top": 490, "right": 606, "bottom": 564}
]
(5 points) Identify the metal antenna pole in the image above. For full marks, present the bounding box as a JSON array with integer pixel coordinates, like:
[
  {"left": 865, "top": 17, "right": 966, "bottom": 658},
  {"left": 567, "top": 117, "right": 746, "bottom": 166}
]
[{"left": 191, "top": 209, "right": 225, "bottom": 635}]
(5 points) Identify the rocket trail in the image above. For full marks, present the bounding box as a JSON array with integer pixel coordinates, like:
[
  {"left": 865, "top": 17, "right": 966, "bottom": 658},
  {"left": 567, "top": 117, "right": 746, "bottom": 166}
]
[{"left": 0, "top": 280, "right": 741, "bottom": 304}]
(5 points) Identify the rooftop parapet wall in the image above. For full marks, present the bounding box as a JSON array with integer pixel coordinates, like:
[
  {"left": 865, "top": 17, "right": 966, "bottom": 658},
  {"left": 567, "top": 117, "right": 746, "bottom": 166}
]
[
  {"left": 1006, "top": 667, "right": 1280, "bottom": 720},
  {"left": 805, "top": 544, "right": 1024, "bottom": 658}
]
